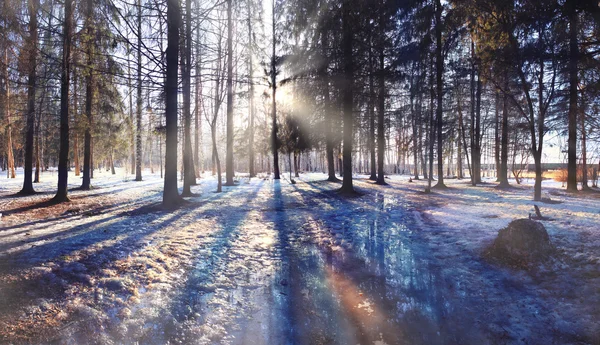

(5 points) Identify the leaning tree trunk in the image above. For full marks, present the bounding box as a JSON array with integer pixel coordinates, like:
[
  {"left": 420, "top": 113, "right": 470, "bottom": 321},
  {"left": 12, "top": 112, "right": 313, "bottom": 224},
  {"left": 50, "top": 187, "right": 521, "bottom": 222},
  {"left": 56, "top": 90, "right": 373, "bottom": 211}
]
[{"left": 20, "top": 0, "right": 39, "bottom": 195}]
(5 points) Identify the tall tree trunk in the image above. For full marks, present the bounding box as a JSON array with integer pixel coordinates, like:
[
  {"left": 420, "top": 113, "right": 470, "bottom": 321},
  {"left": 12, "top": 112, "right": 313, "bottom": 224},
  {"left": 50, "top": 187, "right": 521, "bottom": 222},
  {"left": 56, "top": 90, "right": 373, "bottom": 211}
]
[
  {"left": 498, "top": 74, "right": 510, "bottom": 187},
  {"left": 52, "top": 0, "right": 73, "bottom": 203},
  {"left": 128, "top": 49, "right": 135, "bottom": 174},
  {"left": 456, "top": 121, "right": 463, "bottom": 178},
  {"left": 34, "top": 87, "right": 43, "bottom": 183},
  {"left": 81, "top": 0, "right": 94, "bottom": 190},
  {"left": 20, "top": 0, "right": 39, "bottom": 195},
  {"left": 433, "top": 0, "right": 445, "bottom": 188},
  {"left": 73, "top": 62, "right": 80, "bottom": 177},
  {"left": 271, "top": 0, "right": 280, "bottom": 180},
  {"left": 368, "top": 28, "right": 376, "bottom": 181},
  {"left": 339, "top": 0, "right": 354, "bottom": 194},
  {"left": 163, "top": 0, "right": 182, "bottom": 206},
  {"left": 224, "top": 0, "right": 235, "bottom": 185},
  {"left": 182, "top": 0, "right": 195, "bottom": 196},
  {"left": 457, "top": 85, "right": 472, "bottom": 179},
  {"left": 135, "top": 0, "right": 143, "bottom": 181},
  {"left": 566, "top": 1, "right": 578, "bottom": 192},
  {"left": 247, "top": 1, "right": 255, "bottom": 178},
  {"left": 418, "top": 91, "right": 427, "bottom": 179},
  {"left": 110, "top": 148, "right": 115, "bottom": 174},
  {"left": 533, "top": 150, "right": 542, "bottom": 201},
  {"left": 194, "top": 1, "right": 202, "bottom": 177},
  {"left": 494, "top": 90, "right": 500, "bottom": 181},
  {"left": 581, "top": 105, "right": 589, "bottom": 189},
  {"left": 321, "top": 29, "right": 338, "bottom": 182},
  {"left": 411, "top": 64, "right": 420, "bottom": 180},
  {"left": 4, "top": 47, "right": 15, "bottom": 179},
  {"left": 159, "top": 131, "right": 163, "bottom": 178},
  {"left": 376, "top": 38, "right": 386, "bottom": 185},
  {"left": 148, "top": 108, "right": 154, "bottom": 173},
  {"left": 474, "top": 72, "right": 482, "bottom": 184},
  {"left": 426, "top": 58, "right": 435, "bottom": 192},
  {"left": 294, "top": 151, "right": 299, "bottom": 177},
  {"left": 212, "top": 124, "right": 222, "bottom": 192}
]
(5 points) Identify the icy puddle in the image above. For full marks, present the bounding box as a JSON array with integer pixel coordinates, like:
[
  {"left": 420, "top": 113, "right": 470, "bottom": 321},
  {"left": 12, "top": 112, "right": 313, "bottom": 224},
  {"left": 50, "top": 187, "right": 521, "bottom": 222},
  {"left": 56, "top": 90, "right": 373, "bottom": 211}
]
[{"left": 0, "top": 172, "right": 595, "bottom": 344}]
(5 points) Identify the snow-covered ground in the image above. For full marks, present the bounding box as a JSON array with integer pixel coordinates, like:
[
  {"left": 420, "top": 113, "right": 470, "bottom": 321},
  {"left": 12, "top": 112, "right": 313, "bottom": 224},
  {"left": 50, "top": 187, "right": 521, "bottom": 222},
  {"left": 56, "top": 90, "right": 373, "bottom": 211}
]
[{"left": 0, "top": 169, "right": 599, "bottom": 344}]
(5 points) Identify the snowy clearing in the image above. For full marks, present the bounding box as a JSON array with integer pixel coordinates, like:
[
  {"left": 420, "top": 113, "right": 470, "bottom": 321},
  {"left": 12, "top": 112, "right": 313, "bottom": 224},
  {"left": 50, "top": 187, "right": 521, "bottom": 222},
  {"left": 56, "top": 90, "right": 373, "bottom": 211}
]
[{"left": 0, "top": 169, "right": 599, "bottom": 344}]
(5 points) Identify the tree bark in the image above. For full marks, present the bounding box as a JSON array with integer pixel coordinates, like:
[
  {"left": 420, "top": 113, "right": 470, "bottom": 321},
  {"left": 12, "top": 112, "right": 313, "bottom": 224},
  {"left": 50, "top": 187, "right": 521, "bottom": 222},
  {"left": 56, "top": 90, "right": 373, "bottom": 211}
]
[
  {"left": 182, "top": 0, "right": 195, "bottom": 196},
  {"left": 225, "top": 0, "right": 234, "bottom": 185},
  {"left": 163, "top": 0, "right": 182, "bottom": 206},
  {"left": 271, "top": 0, "right": 280, "bottom": 180},
  {"left": 581, "top": 103, "right": 589, "bottom": 189},
  {"left": 339, "top": 0, "right": 354, "bottom": 194},
  {"left": 81, "top": 0, "right": 94, "bottom": 190},
  {"left": 376, "top": 37, "right": 386, "bottom": 185},
  {"left": 498, "top": 74, "right": 510, "bottom": 187},
  {"left": 52, "top": 0, "right": 73, "bottom": 203},
  {"left": 494, "top": 90, "right": 500, "bottom": 181},
  {"left": 433, "top": 0, "right": 445, "bottom": 188},
  {"left": 135, "top": 0, "right": 143, "bottom": 182},
  {"left": 73, "top": 62, "right": 80, "bottom": 177},
  {"left": 321, "top": 29, "right": 338, "bottom": 182},
  {"left": 566, "top": 1, "right": 578, "bottom": 192},
  {"left": 20, "top": 0, "right": 39, "bottom": 195},
  {"left": 368, "top": 41, "right": 376, "bottom": 181},
  {"left": 247, "top": 1, "right": 255, "bottom": 177}
]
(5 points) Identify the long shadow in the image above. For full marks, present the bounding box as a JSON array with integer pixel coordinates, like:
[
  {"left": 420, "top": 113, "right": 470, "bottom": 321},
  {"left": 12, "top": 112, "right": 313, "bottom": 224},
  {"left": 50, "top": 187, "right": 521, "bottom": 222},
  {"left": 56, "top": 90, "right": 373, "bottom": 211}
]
[
  {"left": 263, "top": 180, "right": 369, "bottom": 344},
  {"left": 0, "top": 191, "right": 164, "bottom": 249},
  {"left": 0, "top": 194, "right": 154, "bottom": 233},
  {"left": 6, "top": 177, "right": 237, "bottom": 267},
  {"left": 130, "top": 180, "right": 269, "bottom": 344},
  {"left": 267, "top": 180, "right": 296, "bottom": 343},
  {"left": 290, "top": 179, "right": 577, "bottom": 344},
  {"left": 0, "top": 204, "right": 194, "bottom": 332},
  {"left": 4, "top": 202, "right": 181, "bottom": 269}
]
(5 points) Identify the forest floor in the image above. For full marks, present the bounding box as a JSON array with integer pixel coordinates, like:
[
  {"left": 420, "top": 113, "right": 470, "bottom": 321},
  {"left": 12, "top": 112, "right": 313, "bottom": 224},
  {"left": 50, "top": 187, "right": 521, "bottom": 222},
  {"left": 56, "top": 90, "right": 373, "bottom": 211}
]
[{"left": 0, "top": 168, "right": 599, "bottom": 345}]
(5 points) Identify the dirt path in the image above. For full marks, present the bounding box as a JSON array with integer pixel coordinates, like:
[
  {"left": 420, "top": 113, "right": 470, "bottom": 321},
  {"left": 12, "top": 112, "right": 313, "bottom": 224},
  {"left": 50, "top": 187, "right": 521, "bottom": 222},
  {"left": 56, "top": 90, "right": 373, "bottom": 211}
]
[{"left": 0, "top": 171, "right": 597, "bottom": 344}]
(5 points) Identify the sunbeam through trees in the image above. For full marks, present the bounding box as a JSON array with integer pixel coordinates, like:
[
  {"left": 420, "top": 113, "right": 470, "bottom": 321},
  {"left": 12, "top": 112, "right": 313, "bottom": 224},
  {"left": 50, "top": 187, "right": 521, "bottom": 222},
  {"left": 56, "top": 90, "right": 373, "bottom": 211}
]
[{"left": 1, "top": 0, "right": 600, "bottom": 343}]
